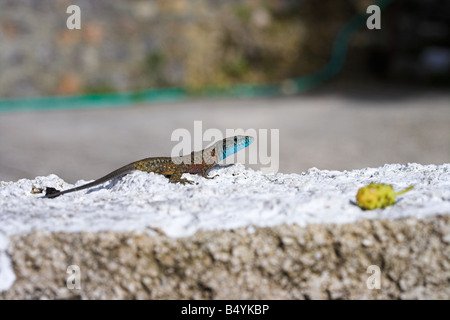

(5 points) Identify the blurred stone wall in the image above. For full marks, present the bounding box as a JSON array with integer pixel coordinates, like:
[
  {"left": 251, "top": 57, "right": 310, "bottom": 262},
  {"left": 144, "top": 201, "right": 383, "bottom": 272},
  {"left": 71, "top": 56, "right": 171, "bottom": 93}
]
[
  {"left": 0, "top": 0, "right": 448, "bottom": 99},
  {"left": 0, "top": 0, "right": 359, "bottom": 98}
]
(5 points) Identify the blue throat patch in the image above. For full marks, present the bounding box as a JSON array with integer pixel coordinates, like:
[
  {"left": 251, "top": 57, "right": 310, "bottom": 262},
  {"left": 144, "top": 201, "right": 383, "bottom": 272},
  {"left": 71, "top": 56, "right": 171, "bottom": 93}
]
[{"left": 220, "top": 136, "right": 253, "bottom": 161}]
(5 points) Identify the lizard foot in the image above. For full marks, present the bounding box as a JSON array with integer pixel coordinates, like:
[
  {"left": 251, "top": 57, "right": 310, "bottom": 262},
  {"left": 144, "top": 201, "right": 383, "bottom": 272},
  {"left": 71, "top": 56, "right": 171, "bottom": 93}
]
[
  {"left": 177, "top": 178, "right": 195, "bottom": 185},
  {"left": 203, "top": 174, "right": 219, "bottom": 180}
]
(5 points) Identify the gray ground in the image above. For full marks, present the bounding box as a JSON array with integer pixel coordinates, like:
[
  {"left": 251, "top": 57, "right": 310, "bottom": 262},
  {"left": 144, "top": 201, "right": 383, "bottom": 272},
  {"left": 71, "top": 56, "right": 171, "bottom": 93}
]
[{"left": 0, "top": 85, "right": 449, "bottom": 183}]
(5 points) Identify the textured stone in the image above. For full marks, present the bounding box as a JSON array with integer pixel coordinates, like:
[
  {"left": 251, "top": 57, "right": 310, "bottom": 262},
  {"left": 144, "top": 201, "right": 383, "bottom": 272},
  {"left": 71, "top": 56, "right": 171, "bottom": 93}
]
[{"left": 1, "top": 214, "right": 449, "bottom": 299}]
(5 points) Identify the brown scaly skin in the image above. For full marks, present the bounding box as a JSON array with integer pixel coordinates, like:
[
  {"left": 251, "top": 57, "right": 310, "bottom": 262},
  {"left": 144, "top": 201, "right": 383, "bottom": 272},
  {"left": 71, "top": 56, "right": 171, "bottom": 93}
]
[
  {"left": 43, "top": 136, "right": 253, "bottom": 198},
  {"left": 132, "top": 154, "right": 216, "bottom": 185}
]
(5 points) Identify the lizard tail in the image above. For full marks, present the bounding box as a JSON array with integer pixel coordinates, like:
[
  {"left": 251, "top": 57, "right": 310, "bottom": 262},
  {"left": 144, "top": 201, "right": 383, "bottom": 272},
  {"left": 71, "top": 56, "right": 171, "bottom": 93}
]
[{"left": 42, "top": 163, "right": 136, "bottom": 199}]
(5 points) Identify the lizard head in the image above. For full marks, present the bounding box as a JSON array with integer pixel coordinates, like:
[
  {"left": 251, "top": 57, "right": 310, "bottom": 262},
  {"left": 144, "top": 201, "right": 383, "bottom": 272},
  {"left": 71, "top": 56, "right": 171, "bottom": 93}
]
[{"left": 219, "top": 135, "right": 254, "bottom": 161}]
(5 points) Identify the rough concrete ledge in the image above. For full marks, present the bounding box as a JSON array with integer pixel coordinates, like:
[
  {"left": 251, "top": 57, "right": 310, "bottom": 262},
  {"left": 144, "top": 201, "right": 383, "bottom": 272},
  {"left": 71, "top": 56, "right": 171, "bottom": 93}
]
[{"left": 2, "top": 214, "right": 449, "bottom": 299}]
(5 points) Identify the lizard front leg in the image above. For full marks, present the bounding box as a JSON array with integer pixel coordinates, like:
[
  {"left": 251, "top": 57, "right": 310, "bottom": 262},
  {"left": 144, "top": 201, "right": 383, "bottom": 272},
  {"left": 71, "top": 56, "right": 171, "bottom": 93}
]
[
  {"left": 201, "top": 164, "right": 218, "bottom": 180},
  {"left": 168, "top": 165, "right": 194, "bottom": 185}
]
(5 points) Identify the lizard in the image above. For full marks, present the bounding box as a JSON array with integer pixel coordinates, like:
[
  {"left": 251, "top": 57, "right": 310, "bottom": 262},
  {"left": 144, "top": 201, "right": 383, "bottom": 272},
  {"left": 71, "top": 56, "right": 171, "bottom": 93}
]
[{"left": 42, "top": 135, "right": 253, "bottom": 198}]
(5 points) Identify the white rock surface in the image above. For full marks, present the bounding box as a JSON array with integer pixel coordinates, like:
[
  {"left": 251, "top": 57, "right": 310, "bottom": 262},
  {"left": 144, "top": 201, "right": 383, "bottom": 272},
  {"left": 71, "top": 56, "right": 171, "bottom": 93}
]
[
  {"left": 1, "top": 163, "right": 449, "bottom": 238},
  {"left": 0, "top": 235, "right": 15, "bottom": 292},
  {"left": 1, "top": 163, "right": 449, "bottom": 298}
]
